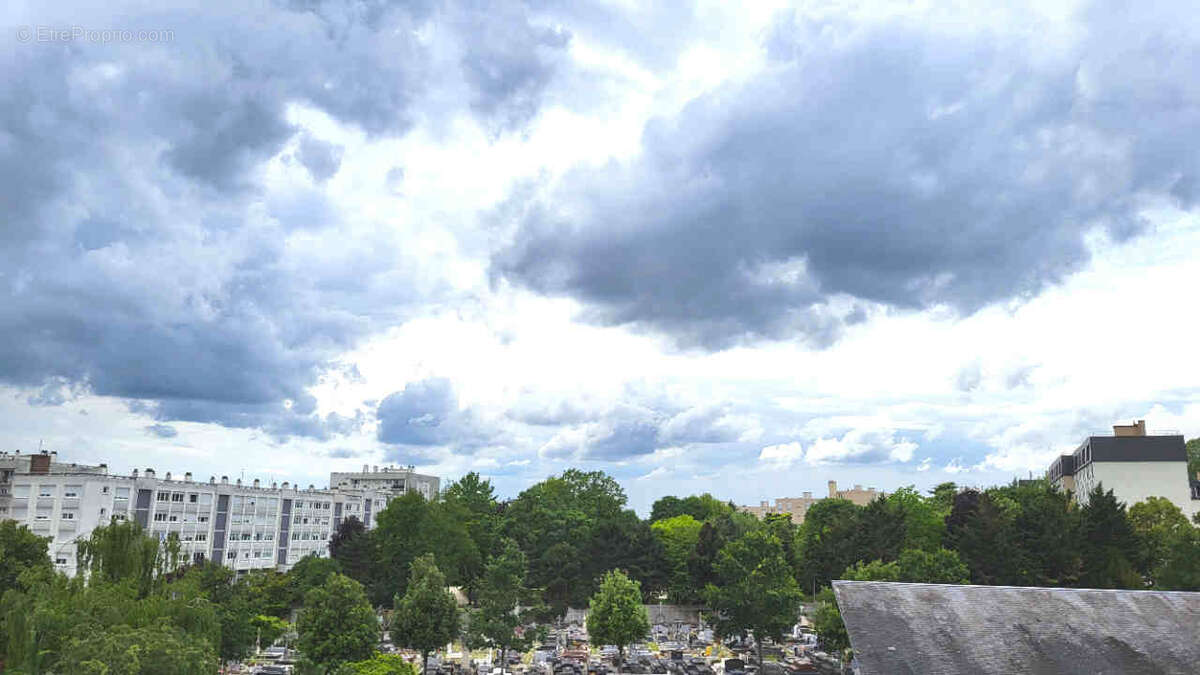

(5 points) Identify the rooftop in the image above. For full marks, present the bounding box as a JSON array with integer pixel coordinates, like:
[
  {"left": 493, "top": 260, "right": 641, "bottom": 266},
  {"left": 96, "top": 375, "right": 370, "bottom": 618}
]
[{"left": 833, "top": 580, "right": 1200, "bottom": 675}]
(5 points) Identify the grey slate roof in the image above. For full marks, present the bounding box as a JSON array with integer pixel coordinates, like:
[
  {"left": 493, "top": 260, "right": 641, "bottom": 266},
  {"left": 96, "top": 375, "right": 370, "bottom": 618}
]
[{"left": 832, "top": 581, "right": 1200, "bottom": 675}]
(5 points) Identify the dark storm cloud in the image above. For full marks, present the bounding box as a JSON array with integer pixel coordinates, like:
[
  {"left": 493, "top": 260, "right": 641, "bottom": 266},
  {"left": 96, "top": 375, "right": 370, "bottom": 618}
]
[
  {"left": 376, "top": 378, "right": 497, "bottom": 449},
  {"left": 0, "top": 0, "right": 571, "bottom": 437},
  {"left": 494, "top": 1, "right": 1200, "bottom": 349}
]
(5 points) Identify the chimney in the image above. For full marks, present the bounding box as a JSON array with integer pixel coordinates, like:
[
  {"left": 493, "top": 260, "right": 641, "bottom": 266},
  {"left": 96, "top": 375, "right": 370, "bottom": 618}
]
[
  {"left": 272, "top": 481, "right": 278, "bottom": 489},
  {"left": 373, "top": 465, "right": 379, "bottom": 473},
  {"left": 363, "top": 464, "right": 369, "bottom": 473},
  {"left": 282, "top": 481, "right": 290, "bottom": 489},
  {"left": 1113, "top": 420, "right": 1147, "bottom": 437},
  {"left": 236, "top": 478, "right": 242, "bottom": 486},
  {"left": 165, "top": 471, "right": 172, "bottom": 481},
  {"left": 308, "top": 484, "right": 314, "bottom": 491},
  {"left": 253, "top": 479, "right": 260, "bottom": 488},
  {"left": 184, "top": 472, "right": 192, "bottom": 482},
  {"left": 828, "top": 480, "right": 838, "bottom": 498},
  {"left": 132, "top": 468, "right": 139, "bottom": 478},
  {"left": 221, "top": 475, "right": 229, "bottom": 484},
  {"left": 209, "top": 476, "right": 216, "bottom": 484},
  {"left": 145, "top": 468, "right": 155, "bottom": 479}
]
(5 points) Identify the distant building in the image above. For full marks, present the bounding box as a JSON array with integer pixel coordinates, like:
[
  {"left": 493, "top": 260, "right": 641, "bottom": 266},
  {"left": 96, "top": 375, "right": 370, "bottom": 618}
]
[
  {"left": 329, "top": 464, "right": 440, "bottom": 500},
  {"left": 1047, "top": 420, "right": 1197, "bottom": 518},
  {"left": 740, "top": 480, "right": 885, "bottom": 524},
  {"left": 0, "top": 451, "right": 437, "bottom": 577}
]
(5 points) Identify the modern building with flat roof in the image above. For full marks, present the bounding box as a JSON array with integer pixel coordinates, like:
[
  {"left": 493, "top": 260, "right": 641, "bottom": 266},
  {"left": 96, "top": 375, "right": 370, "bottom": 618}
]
[
  {"left": 1, "top": 451, "right": 437, "bottom": 577},
  {"left": 330, "top": 464, "right": 440, "bottom": 500},
  {"left": 1047, "top": 420, "right": 1196, "bottom": 518},
  {"left": 740, "top": 480, "right": 886, "bottom": 524}
]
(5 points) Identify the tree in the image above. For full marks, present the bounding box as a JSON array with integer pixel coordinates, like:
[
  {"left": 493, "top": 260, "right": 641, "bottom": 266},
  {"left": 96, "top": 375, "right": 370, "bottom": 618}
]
[
  {"left": 811, "top": 588, "right": 849, "bottom": 656},
  {"left": 0, "top": 521, "right": 50, "bottom": 594},
  {"left": 296, "top": 573, "right": 379, "bottom": 674},
  {"left": 393, "top": 554, "right": 460, "bottom": 675},
  {"left": 1186, "top": 438, "right": 1199, "bottom": 480},
  {"left": 290, "top": 553, "right": 343, "bottom": 605},
  {"left": 895, "top": 548, "right": 970, "bottom": 584},
  {"left": 651, "top": 515, "right": 703, "bottom": 603},
  {"left": 943, "top": 490, "right": 1022, "bottom": 586},
  {"left": 706, "top": 529, "right": 802, "bottom": 665},
  {"left": 586, "top": 570, "right": 650, "bottom": 670},
  {"left": 55, "top": 623, "right": 217, "bottom": 674},
  {"left": 75, "top": 518, "right": 179, "bottom": 596},
  {"left": 336, "top": 653, "right": 420, "bottom": 675},
  {"left": 584, "top": 511, "right": 668, "bottom": 603},
  {"left": 649, "top": 494, "right": 734, "bottom": 523},
  {"left": 1078, "top": 486, "right": 1142, "bottom": 589},
  {"left": 1129, "top": 497, "right": 1199, "bottom": 589},
  {"left": 468, "top": 539, "right": 539, "bottom": 667},
  {"left": 796, "top": 498, "right": 861, "bottom": 593},
  {"left": 372, "top": 492, "right": 479, "bottom": 606},
  {"left": 686, "top": 521, "right": 724, "bottom": 595},
  {"left": 331, "top": 516, "right": 376, "bottom": 590}
]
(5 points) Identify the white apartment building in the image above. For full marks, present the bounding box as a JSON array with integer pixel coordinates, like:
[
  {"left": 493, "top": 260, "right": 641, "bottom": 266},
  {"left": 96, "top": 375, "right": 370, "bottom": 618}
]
[
  {"left": 330, "top": 464, "right": 440, "bottom": 500},
  {"left": 0, "top": 452, "right": 420, "bottom": 577},
  {"left": 1048, "top": 421, "right": 1198, "bottom": 519}
]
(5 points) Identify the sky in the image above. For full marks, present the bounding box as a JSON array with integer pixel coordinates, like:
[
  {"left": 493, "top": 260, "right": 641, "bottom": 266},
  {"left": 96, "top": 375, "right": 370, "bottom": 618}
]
[{"left": 3, "top": 0, "right": 1199, "bottom": 515}]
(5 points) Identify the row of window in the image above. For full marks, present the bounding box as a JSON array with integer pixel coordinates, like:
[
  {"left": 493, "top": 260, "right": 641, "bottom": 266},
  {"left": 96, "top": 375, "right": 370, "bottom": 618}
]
[
  {"left": 153, "top": 512, "right": 211, "bottom": 523},
  {"left": 10, "top": 484, "right": 84, "bottom": 498}
]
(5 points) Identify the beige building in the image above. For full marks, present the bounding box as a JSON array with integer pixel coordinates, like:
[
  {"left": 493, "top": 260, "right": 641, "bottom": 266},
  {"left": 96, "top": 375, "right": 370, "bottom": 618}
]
[{"left": 741, "top": 480, "right": 886, "bottom": 524}]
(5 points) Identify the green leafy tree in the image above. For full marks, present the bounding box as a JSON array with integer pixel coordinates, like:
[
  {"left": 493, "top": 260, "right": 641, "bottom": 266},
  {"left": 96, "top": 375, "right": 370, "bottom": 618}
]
[
  {"left": 796, "top": 498, "right": 861, "bottom": 593},
  {"left": 706, "top": 529, "right": 802, "bottom": 665},
  {"left": 331, "top": 516, "right": 376, "bottom": 591},
  {"left": 586, "top": 570, "right": 650, "bottom": 670},
  {"left": 75, "top": 518, "right": 179, "bottom": 596},
  {"left": 393, "top": 554, "right": 460, "bottom": 675},
  {"left": 686, "top": 521, "right": 724, "bottom": 596},
  {"left": 811, "top": 588, "right": 849, "bottom": 656},
  {"left": 1186, "top": 438, "right": 1199, "bottom": 480},
  {"left": 585, "top": 511, "right": 668, "bottom": 603},
  {"left": 291, "top": 554, "right": 343, "bottom": 605},
  {"left": 895, "top": 548, "right": 970, "bottom": 584},
  {"left": 468, "top": 539, "right": 540, "bottom": 667},
  {"left": 443, "top": 472, "right": 501, "bottom": 595},
  {"left": 928, "top": 482, "right": 958, "bottom": 515},
  {"left": 649, "top": 494, "right": 735, "bottom": 523},
  {"left": 55, "top": 623, "right": 217, "bottom": 674},
  {"left": 1129, "top": 497, "right": 1195, "bottom": 588},
  {"left": 1078, "top": 486, "right": 1143, "bottom": 589},
  {"left": 296, "top": 573, "right": 379, "bottom": 674},
  {"left": 336, "top": 653, "right": 420, "bottom": 675},
  {"left": 943, "top": 490, "right": 1022, "bottom": 585},
  {"left": 372, "top": 492, "right": 479, "bottom": 606},
  {"left": 0, "top": 521, "right": 51, "bottom": 593},
  {"left": 651, "top": 515, "right": 703, "bottom": 602}
]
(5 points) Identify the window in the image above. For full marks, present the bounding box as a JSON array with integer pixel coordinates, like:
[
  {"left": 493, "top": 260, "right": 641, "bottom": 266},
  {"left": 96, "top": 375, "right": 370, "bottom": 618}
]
[
  {"left": 227, "top": 551, "right": 236, "bottom": 559},
  {"left": 114, "top": 513, "right": 127, "bottom": 521},
  {"left": 12, "top": 485, "right": 29, "bottom": 498},
  {"left": 35, "top": 513, "right": 50, "bottom": 521},
  {"left": 189, "top": 493, "right": 198, "bottom": 503},
  {"left": 38, "top": 486, "right": 56, "bottom": 498},
  {"left": 168, "top": 515, "right": 178, "bottom": 522},
  {"left": 157, "top": 492, "right": 170, "bottom": 502},
  {"left": 101, "top": 486, "right": 109, "bottom": 494},
  {"left": 154, "top": 513, "right": 168, "bottom": 522},
  {"left": 171, "top": 492, "right": 184, "bottom": 502},
  {"left": 115, "top": 487, "right": 130, "bottom": 499},
  {"left": 195, "top": 533, "right": 207, "bottom": 542},
  {"left": 56, "top": 557, "right": 68, "bottom": 565},
  {"left": 198, "top": 515, "right": 209, "bottom": 523},
  {"left": 199, "top": 493, "right": 213, "bottom": 505},
  {"left": 61, "top": 511, "right": 76, "bottom": 520}
]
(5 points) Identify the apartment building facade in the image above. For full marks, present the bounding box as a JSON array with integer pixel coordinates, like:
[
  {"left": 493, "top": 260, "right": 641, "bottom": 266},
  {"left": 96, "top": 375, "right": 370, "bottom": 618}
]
[
  {"left": 1047, "top": 421, "right": 1197, "bottom": 519},
  {"left": 740, "top": 480, "right": 886, "bottom": 524},
  {"left": 329, "top": 464, "right": 440, "bottom": 500},
  {"left": 1, "top": 452, "right": 430, "bottom": 577}
]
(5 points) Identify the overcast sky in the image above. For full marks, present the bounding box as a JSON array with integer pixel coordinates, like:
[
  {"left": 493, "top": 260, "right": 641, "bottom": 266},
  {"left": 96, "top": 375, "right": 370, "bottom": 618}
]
[{"left": 3, "top": 0, "right": 1199, "bottom": 514}]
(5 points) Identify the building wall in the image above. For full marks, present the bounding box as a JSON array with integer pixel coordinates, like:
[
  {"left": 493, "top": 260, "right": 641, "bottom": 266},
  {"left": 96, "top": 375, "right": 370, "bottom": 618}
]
[
  {"left": 5, "top": 468, "right": 391, "bottom": 577},
  {"left": 740, "top": 481, "right": 885, "bottom": 525},
  {"left": 1074, "top": 460, "right": 1196, "bottom": 518}
]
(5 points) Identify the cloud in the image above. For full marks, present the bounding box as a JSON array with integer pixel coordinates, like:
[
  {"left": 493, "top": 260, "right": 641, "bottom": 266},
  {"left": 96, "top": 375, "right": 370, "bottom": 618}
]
[
  {"left": 493, "top": 1, "right": 1200, "bottom": 348},
  {"left": 759, "top": 441, "right": 805, "bottom": 467},
  {"left": 534, "top": 399, "right": 757, "bottom": 461},
  {"left": 805, "top": 429, "right": 918, "bottom": 465},
  {"left": 0, "top": 0, "right": 572, "bottom": 437},
  {"left": 144, "top": 423, "right": 178, "bottom": 439},
  {"left": 376, "top": 378, "right": 497, "bottom": 450},
  {"left": 296, "top": 134, "right": 345, "bottom": 184}
]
